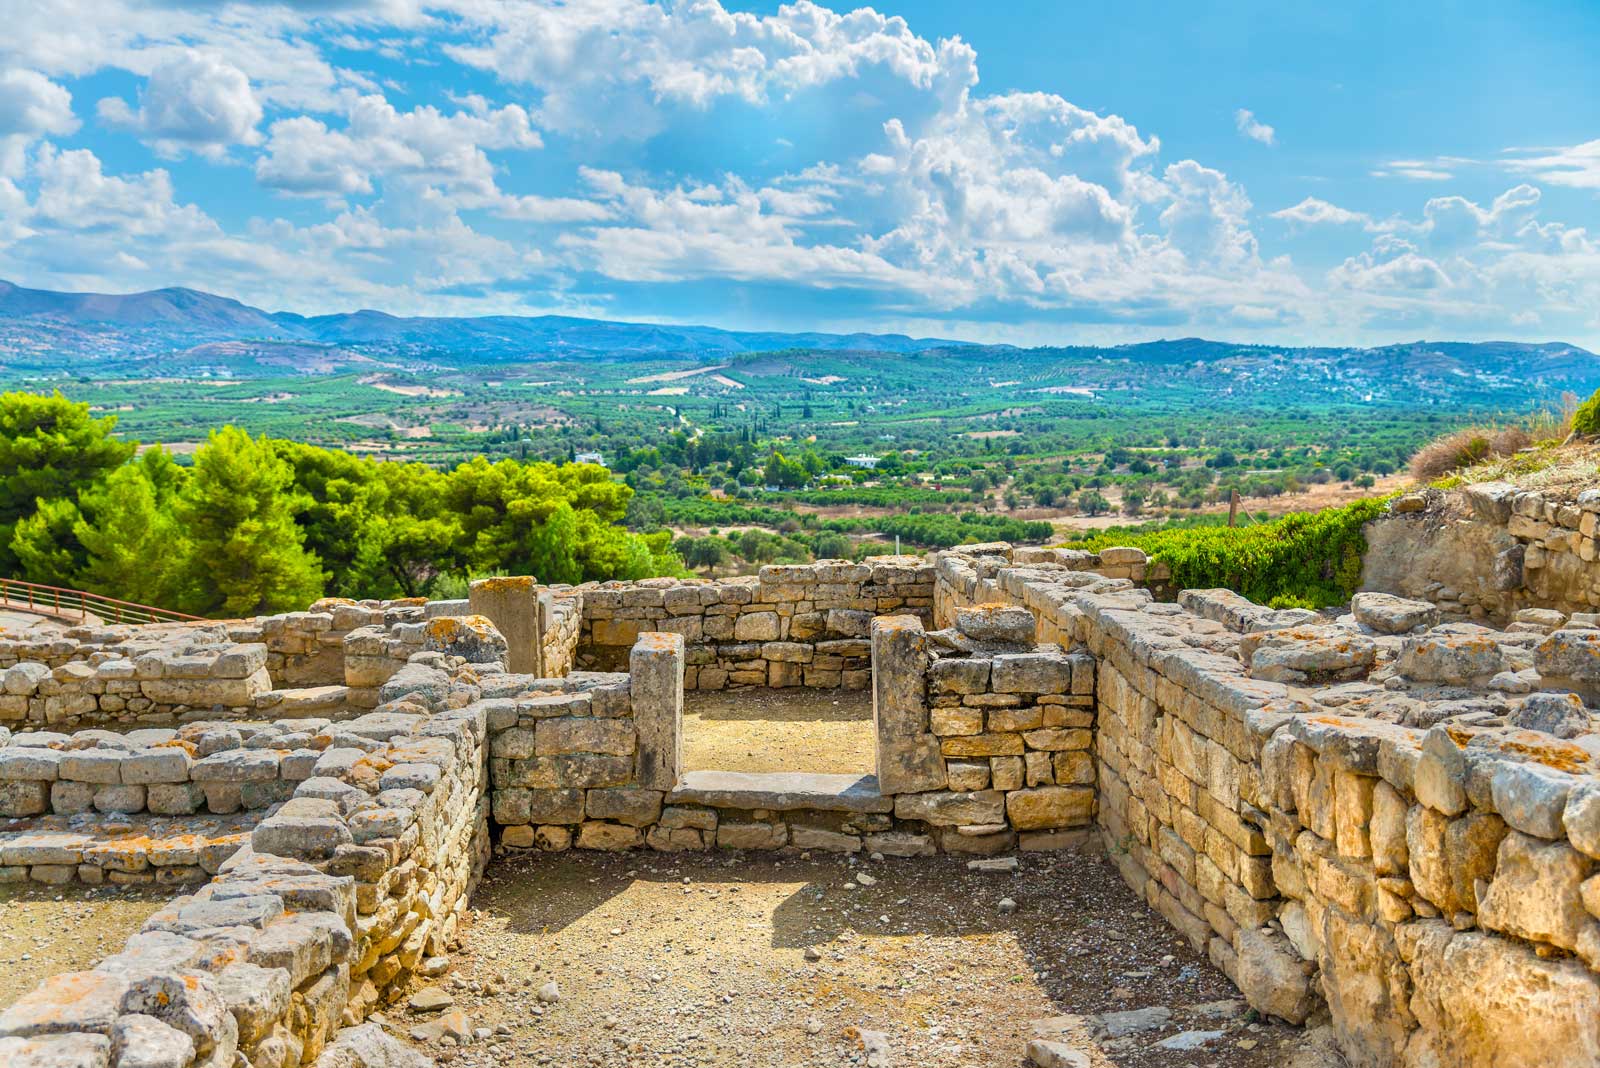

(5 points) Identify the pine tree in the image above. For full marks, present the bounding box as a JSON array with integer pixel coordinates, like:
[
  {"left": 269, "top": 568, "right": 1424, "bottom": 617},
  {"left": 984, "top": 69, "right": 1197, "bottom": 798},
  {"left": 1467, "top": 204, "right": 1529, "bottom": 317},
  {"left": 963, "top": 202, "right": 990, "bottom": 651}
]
[{"left": 174, "top": 427, "right": 325, "bottom": 617}]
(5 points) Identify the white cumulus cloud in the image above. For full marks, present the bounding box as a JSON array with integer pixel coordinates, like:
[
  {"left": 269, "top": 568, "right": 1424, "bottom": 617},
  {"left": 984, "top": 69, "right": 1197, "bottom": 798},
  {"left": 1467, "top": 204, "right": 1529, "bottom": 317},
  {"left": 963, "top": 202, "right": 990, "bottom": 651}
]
[{"left": 98, "top": 50, "right": 263, "bottom": 158}]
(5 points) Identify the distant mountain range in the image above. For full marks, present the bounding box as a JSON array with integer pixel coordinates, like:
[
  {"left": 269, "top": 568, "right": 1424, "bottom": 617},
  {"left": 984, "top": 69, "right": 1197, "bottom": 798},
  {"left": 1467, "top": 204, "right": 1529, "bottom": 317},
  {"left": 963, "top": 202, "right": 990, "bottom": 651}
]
[
  {"left": 0, "top": 280, "right": 959, "bottom": 373},
  {"left": 0, "top": 279, "right": 1596, "bottom": 386}
]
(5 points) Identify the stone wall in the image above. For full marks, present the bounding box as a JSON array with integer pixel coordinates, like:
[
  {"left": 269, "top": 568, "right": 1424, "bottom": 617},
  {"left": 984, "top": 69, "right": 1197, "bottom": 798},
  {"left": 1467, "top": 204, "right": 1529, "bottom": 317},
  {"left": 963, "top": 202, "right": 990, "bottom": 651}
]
[
  {"left": 0, "top": 598, "right": 432, "bottom": 729},
  {"left": 0, "top": 638, "right": 273, "bottom": 728},
  {"left": 0, "top": 619, "right": 497, "bottom": 1067},
  {"left": 574, "top": 557, "right": 934, "bottom": 687},
  {"left": 1363, "top": 483, "right": 1600, "bottom": 624},
  {"left": 934, "top": 542, "right": 1600, "bottom": 1068},
  {"left": 489, "top": 611, "right": 1103, "bottom": 856}
]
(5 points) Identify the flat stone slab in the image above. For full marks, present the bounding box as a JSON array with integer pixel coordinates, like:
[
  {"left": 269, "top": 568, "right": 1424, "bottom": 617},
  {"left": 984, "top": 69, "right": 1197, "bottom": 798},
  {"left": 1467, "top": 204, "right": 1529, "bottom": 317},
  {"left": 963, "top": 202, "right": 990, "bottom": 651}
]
[{"left": 668, "top": 770, "right": 893, "bottom": 813}]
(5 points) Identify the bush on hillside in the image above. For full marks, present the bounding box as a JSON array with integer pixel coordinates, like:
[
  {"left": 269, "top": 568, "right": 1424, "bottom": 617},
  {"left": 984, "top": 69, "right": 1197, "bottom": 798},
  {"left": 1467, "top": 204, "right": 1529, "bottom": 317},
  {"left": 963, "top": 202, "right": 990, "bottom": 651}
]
[
  {"left": 1065, "top": 497, "right": 1390, "bottom": 608},
  {"left": 1575, "top": 388, "right": 1600, "bottom": 437}
]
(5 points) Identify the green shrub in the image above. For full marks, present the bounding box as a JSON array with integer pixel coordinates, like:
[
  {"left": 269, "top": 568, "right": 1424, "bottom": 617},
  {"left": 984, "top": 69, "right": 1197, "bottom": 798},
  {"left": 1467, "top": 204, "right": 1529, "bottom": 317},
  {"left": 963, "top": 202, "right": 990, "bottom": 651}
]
[
  {"left": 1065, "top": 497, "right": 1390, "bottom": 608},
  {"left": 1574, "top": 388, "right": 1600, "bottom": 436}
]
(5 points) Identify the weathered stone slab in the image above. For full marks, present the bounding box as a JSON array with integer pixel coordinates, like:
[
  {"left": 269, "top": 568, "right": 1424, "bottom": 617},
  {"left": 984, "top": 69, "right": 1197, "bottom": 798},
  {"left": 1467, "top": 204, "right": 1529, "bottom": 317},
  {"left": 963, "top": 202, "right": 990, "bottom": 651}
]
[{"left": 669, "top": 770, "right": 892, "bottom": 813}]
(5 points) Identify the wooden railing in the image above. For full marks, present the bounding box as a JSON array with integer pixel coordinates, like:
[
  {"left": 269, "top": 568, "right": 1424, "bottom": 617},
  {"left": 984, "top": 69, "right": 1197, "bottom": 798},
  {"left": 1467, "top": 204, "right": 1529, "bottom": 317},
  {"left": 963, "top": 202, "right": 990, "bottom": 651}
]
[{"left": 0, "top": 577, "right": 203, "bottom": 625}]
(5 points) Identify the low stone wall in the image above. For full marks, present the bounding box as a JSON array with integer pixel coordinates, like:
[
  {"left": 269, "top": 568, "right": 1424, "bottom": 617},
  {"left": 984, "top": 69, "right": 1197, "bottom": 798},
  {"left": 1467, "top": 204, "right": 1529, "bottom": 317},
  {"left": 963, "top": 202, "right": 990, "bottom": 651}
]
[
  {"left": 0, "top": 719, "right": 334, "bottom": 820},
  {"left": 490, "top": 609, "right": 1103, "bottom": 856},
  {"left": 1364, "top": 483, "right": 1600, "bottom": 623},
  {"left": 0, "top": 640, "right": 273, "bottom": 728},
  {"left": 0, "top": 622, "right": 496, "bottom": 1067},
  {"left": 574, "top": 557, "right": 934, "bottom": 687},
  {"left": 936, "top": 542, "right": 1600, "bottom": 1068}
]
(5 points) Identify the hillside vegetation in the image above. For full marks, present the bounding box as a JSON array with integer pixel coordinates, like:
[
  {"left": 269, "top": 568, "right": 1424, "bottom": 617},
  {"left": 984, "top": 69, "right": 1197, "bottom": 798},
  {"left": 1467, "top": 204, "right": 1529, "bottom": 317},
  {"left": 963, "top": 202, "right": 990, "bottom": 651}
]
[{"left": 1064, "top": 498, "right": 1390, "bottom": 608}]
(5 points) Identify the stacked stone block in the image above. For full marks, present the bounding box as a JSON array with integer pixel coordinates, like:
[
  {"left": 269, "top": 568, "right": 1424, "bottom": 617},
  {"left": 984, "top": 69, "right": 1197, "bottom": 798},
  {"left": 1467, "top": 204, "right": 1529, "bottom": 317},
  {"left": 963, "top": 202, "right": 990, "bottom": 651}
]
[
  {"left": 1365, "top": 483, "right": 1600, "bottom": 622},
  {"left": 576, "top": 557, "right": 933, "bottom": 687},
  {"left": 933, "top": 539, "right": 1600, "bottom": 1068},
  {"left": 0, "top": 640, "right": 495, "bottom": 1068},
  {"left": 0, "top": 642, "right": 273, "bottom": 728}
]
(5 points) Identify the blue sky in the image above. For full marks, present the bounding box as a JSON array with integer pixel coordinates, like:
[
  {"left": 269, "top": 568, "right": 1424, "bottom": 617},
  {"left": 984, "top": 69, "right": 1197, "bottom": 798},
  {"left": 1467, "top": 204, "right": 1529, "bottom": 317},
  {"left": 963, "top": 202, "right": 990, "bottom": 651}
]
[{"left": 0, "top": 0, "right": 1596, "bottom": 348}]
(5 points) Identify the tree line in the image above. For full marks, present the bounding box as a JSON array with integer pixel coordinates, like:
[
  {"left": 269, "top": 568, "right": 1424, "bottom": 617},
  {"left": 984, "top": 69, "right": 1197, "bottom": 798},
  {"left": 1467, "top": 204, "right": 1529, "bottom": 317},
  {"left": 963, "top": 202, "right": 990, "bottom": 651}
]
[{"left": 0, "top": 392, "right": 682, "bottom": 617}]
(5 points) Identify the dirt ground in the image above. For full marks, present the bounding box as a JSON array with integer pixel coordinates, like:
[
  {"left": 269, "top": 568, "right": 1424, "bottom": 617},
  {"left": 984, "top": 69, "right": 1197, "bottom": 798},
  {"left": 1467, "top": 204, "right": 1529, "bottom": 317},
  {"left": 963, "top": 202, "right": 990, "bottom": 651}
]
[
  {"left": 392, "top": 850, "right": 1328, "bottom": 1068},
  {"left": 0, "top": 882, "right": 171, "bottom": 1007},
  {"left": 683, "top": 689, "right": 876, "bottom": 775}
]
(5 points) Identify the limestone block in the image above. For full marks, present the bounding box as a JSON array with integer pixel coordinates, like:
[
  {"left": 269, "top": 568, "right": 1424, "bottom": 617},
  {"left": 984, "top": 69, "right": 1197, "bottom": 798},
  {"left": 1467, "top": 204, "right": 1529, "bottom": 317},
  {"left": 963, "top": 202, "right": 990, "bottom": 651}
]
[
  {"left": 630, "top": 632, "right": 683, "bottom": 792},
  {"left": 1351, "top": 592, "right": 1440, "bottom": 634},
  {"left": 946, "top": 760, "right": 990, "bottom": 791},
  {"left": 940, "top": 734, "right": 1024, "bottom": 758},
  {"left": 141, "top": 668, "right": 271, "bottom": 707},
  {"left": 534, "top": 717, "right": 635, "bottom": 757},
  {"left": 893, "top": 790, "right": 1004, "bottom": 827},
  {"left": 1402, "top": 922, "right": 1600, "bottom": 1068},
  {"left": 1397, "top": 632, "right": 1506, "bottom": 683},
  {"left": 93, "top": 784, "right": 145, "bottom": 813},
  {"left": 1413, "top": 726, "right": 1467, "bottom": 816},
  {"left": 1564, "top": 780, "right": 1600, "bottom": 860},
  {"left": 576, "top": 821, "right": 644, "bottom": 850},
  {"left": 953, "top": 604, "right": 1034, "bottom": 644},
  {"left": 716, "top": 822, "right": 786, "bottom": 849},
  {"left": 112, "top": 1014, "right": 194, "bottom": 1067},
  {"left": 1507, "top": 692, "right": 1592, "bottom": 739},
  {"left": 122, "top": 749, "right": 191, "bottom": 785},
  {"left": 929, "top": 657, "right": 990, "bottom": 695},
  {"left": 1478, "top": 831, "right": 1593, "bottom": 951},
  {"left": 469, "top": 577, "right": 542, "bottom": 675},
  {"left": 929, "top": 706, "right": 982, "bottom": 736},
  {"left": 1006, "top": 786, "right": 1092, "bottom": 830},
  {"left": 789, "top": 826, "right": 862, "bottom": 853},
  {"left": 1491, "top": 759, "right": 1574, "bottom": 839},
  {"left": 991, "top": 652, "right": 1073, "bottom": 695},
  {"left": 58, "top": 751, "right": 124, "bottom": 784},
  {"left": 0, "top": 781, "right": 50, "bottom": 816},
  {"left": 1370, "top": 781, "right": 1409, "bottom": 876},
  {"left": 585, "top": 788, "right": 664, "bottom": 827},
  {"left": 733, "top": 612, "right": 780, "bottom": 642},
  {"left": 1232, "top": 927, "right": 1316, "bottom": 1024}
]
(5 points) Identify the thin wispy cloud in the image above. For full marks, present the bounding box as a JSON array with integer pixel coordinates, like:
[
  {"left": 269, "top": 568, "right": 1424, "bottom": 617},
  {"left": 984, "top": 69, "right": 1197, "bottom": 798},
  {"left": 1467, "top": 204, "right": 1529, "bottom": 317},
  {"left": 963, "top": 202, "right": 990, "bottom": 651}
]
[{"left": 1234, "top": 108, "right": 1276, "bottom": 146}]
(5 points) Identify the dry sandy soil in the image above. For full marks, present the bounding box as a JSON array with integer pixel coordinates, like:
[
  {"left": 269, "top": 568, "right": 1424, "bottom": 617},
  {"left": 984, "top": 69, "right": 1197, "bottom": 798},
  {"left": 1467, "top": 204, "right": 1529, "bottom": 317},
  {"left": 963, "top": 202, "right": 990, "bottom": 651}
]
[
  {"left": 683, "top": 689, "right": 876, "bottom": 776},
  {"left": 391, "top": 850, "right": 1329, "bottom": 1068},
  {"left": 0, "top": 882, "right": 171, "bottom": 1007}
]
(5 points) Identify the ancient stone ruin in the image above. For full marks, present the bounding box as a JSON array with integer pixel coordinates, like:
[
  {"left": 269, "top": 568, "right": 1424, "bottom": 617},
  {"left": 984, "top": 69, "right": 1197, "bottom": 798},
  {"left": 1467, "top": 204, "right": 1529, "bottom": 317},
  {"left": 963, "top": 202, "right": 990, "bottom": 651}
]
[{"left": 2, "top": 489, "right": 1600, "bottom": 1067}]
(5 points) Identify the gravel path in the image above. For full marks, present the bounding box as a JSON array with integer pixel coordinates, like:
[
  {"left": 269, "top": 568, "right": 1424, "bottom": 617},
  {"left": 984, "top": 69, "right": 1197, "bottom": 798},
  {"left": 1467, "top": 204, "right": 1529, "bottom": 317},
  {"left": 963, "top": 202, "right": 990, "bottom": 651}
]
[
  {"left": 0, "top": 883, "right": 171, "bottom": 1007},
  {"left": 389, "top": 849, "right": 1325, "bottom": 1067},
  {"left": 683, "top": 688, "right": 875, "bottom": 775}
]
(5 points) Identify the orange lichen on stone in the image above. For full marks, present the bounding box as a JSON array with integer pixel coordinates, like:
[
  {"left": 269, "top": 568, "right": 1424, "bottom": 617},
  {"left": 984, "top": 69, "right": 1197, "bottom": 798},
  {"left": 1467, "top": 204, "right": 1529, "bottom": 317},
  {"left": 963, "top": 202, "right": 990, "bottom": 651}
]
[
  {"left": 474, "top": 576, "right": 536, "bottom": 593},
  {"left": 635, "top": 632, "right": 682, "bottom": 650}
]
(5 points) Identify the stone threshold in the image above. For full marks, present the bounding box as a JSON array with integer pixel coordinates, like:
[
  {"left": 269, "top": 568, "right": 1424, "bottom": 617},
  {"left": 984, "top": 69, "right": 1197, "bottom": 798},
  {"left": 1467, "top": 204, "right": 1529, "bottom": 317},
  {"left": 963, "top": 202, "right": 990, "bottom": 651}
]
[{"left": 668, "top": 770, "right": 893, "bottom": 813}]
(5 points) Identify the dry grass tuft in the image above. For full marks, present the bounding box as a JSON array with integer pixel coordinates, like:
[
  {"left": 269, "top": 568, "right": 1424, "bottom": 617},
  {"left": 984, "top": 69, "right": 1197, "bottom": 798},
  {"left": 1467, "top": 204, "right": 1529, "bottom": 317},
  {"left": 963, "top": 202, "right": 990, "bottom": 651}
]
[{"left": 1409, "top": 395, "right": 1578, "bottom": 483}]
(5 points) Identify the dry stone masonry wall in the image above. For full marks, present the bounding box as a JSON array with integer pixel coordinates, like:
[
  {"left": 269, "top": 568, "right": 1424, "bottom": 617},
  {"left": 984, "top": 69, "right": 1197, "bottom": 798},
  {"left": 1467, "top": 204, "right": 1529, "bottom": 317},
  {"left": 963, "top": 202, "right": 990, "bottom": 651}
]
[
  {"left": 574, "top": 558, "right": 933, "bottom": 687},
  {"left": 6, "top": 535, "right": 1600, "bottom": 1068},
  {"left": 1364, "top": 483, "right": 1600, "bottom": 623},
  {"left": 937, "top": 542, "right": 1600, "bottom": 1068},
  {"left": 0, "top": 607, "right": 499, "bottom": 1067}
]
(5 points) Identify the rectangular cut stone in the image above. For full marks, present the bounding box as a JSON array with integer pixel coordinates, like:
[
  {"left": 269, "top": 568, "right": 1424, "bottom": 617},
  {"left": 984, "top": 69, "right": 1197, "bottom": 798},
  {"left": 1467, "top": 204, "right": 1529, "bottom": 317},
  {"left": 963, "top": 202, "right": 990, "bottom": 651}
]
[
  {"left": 669, "top": 770, "right": 892, "bottom": 813},
  {"left": 631, "top": 632, "right": 684, "bottom": 791},
  {"left": 1006, "top": 786, "right": 1094, "bottom": 830},
  {"left": 893, "top": 790, "right": 1005, "bottom": 827},
  {"left": 940, "top": 733, "right": 1026, "bottom": 757},
  {"left": 991, "top": 652, "right": 1073, "bottom": 695},
  {"left": 470, "top": 576, "right": 544, "bottom": 676},
  {"left": 877, "top": 735, "right": 947, "bottom": 794},
  {"left": 535, "top": 717, "right": 635, "bottom": 756}
]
